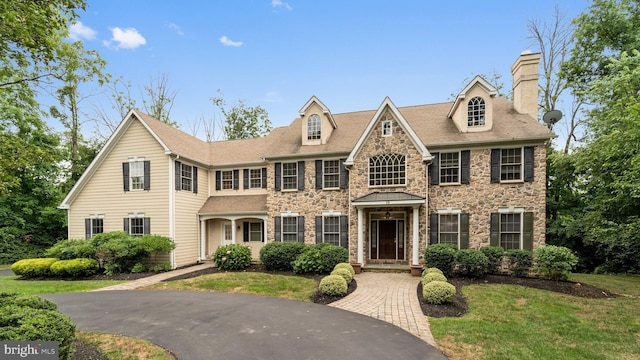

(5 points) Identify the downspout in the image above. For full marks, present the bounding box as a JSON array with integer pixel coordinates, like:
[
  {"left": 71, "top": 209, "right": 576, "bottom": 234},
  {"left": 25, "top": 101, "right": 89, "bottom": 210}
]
[{"left": 169, "top": 155, "right": 178, "bottom": 269}]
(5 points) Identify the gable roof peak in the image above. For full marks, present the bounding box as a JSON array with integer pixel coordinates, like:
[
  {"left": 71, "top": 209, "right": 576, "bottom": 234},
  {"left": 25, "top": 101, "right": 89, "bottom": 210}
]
[
  {"left": 298, "top": 95, "right": 337, "bottom": 128},
  {"left": 448, "top": 75, "right": 498, "bottom": 119}
]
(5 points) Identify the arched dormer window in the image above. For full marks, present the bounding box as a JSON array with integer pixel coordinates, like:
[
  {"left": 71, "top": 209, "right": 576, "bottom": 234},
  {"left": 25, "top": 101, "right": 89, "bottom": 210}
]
[
  {"left": 467, "top": 97, "right": 485, "bottom": 126},
  {"left": 369, "top": 153, "right": 406, "bottom": 186},
  {"left": 307, "top": 114, "right": 321, "bottom": 140}
]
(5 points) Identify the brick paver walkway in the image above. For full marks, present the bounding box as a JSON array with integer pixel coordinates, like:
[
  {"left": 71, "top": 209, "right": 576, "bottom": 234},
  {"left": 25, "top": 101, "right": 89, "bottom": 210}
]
[{"left": 329, "top": 272, "right": 438, "bottom": 347}]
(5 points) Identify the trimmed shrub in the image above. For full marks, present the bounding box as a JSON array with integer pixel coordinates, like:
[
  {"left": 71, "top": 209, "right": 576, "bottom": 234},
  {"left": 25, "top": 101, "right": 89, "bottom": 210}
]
[
  {"left": 0, "top": 294, "right": 76, "bottom": 360},
  {"left": 317, "top": 244, "right": 349, "bottom": 273},
  {"left": 259, "top": 242, "right": 307, "bottom": 271},
  {"left": 422, "top": 272, "right": 447, "bottom": 286},
  {"left": 213, "top": 244, "right": 252, "bottom": 270},
  {"left": 45, "top": 239, "right": 95, "bottom": 260},
  {"left": 422, "top": 267, "right": 444, "bottom": 277},
  {"left": 424, "top": 244, "right": 458, "bottom": 277},
  {"left": 97, "top": 235, "right": 145, "bottom": 275},
  {"left": 151, "top": 262, "right": 172, "bottom": 272},
  {"left": 330, "top": 267, "right": 353, "bottom": 283},
  {"left": 455, "top": 249, "right": 489, "bottom": 278},
  {"left": 50, "top": 258, "right": 98, "bottom": 278},
  {"left": 505, "top": 249, "right": 533, "bottom": 277},
  {"left": 319, "top": 275, "right": 348, "bottom": 296},
  {"left": 534, "top": 245, "right": 578, "bottom": 281},
  {"left": 334, "top": 262, "right": 355, "bottom": 277},
  {"left": 11, "top": 258, "right": 59, "bottom": 278},
  {"left": 292, "top": 247, "right": 324, "bottom": 274},
  {"left": 480, "top": 246, "right": 505, "bottom": 274},
  {"left": 422, "top": 281, "right": 456, "bottom": 305}
]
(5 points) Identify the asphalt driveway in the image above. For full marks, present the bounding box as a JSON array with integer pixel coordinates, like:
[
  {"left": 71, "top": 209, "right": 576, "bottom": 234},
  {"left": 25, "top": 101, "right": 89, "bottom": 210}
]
[{"left": 45, "top": 290, "right": 447, "bottom": 360}]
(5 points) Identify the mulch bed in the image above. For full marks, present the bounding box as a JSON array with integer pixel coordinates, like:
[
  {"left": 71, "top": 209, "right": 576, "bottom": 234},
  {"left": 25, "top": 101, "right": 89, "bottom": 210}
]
[{"left": 418, "top": 274, "right": 617, "bottom": 318}]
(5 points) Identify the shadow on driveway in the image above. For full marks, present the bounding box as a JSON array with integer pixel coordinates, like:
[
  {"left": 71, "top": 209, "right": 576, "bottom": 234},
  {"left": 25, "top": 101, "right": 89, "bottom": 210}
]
[{"left": 45, "top": 290, "right": 447, "bottom": 360}]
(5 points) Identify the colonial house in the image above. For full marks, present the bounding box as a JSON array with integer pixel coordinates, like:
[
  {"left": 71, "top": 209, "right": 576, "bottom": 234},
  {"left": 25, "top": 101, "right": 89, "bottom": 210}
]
[{"left": 60, "top": 52, "right": 551, "bottom": 272}]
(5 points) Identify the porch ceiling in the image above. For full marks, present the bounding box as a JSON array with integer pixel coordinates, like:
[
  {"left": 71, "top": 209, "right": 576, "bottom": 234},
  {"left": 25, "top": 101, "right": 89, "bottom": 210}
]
[
  {"left": 352, "top": 191, "right": 425, "bottom": 207},
  {"left": 198, "top": 194, "right": 268, "bottom": 215}
]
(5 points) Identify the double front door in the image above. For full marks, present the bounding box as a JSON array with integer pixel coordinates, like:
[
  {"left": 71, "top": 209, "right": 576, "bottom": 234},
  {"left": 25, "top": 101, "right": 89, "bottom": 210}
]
[{"left": 370, "top": 217, "right": 405, "bottom": 260}]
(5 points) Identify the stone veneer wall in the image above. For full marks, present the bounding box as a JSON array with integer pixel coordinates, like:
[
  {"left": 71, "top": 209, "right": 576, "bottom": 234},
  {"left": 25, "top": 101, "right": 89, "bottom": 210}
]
[{"left": 428, "top": 146, "right": 547, "bottom": 250}]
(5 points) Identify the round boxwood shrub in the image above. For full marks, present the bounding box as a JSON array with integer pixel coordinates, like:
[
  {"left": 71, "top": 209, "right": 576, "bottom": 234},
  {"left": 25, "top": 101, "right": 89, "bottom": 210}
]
[
  {"left": 424, "top": 244, "right": 458, "bottom": 277},
  {"left": 317, "top": 244, "right": 349, "bottom": 273},
  {"left": 259, "top": 242, "right": 307, "bottom": 271},
  {"left": 334, "top": 262, "right": 355, "bottom": 277},
  {"left": 422, "top": 281, "right": 456, "bottom": 305},
  {"left": 534, "top": 245, "right": 578, "bottom": 281},
  {"left": 480, "top": 246, "right": 505, "bottom": 274},
  {"left": 11, "top": 258, "right": 59, "bottom": 278},
  {"left": 292, "top": 247, "right": 324, "bottom": 274},
  {"left": 421, "top": 272, "right": 447, "bottom": 286},
  {"left": 319, "top": 275, "right": 348, "bottom": 296},
  {"left": 455, "top": 249, "right": 489, "bottom": 278},
  {"left": 213, "top": 244, "right": 252, "bottom": 270},
  {"left": 330, "top": 267, "right": 353, "bottom": 283},
  {"left": 50, "top": 258, "right": 98, "bottom": 278},
  {"left": 422, "top": 267, "right": 444, "bottom": 277}
]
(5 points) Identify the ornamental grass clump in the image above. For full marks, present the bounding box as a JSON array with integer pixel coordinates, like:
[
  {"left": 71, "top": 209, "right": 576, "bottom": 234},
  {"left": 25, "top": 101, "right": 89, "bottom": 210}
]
[
  {"left": 330, "top": 267, "right": 353, "bottom": 284},
  {"left": 534, "top": 245, "right": 578, "bottom": 281},
  {"left": 213, "top": 244, "right": 252, "bottom": 270},
  {"left": 422, "top": 280, "right": 456, "bottom": 305},
  {"left": 319, "top": 275, "right": 348, "bottom": 296}
]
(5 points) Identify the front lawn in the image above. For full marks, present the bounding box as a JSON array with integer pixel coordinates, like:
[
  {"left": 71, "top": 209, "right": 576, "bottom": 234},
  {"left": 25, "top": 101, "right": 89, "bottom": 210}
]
[
  {"left": 146, "top": 272, "right": 319, "bottom": 302},
  {"left": 430, "top": 273, "right": 640, "bottom": 360},
  {"left": 0, "top": 276, "right": 126, "bottom": 294}
]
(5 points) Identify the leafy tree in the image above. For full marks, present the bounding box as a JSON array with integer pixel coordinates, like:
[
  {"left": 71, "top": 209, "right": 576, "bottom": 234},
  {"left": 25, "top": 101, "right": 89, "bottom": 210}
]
[{"left": 212, "top": 90, "right": 272, "bottom": 140}]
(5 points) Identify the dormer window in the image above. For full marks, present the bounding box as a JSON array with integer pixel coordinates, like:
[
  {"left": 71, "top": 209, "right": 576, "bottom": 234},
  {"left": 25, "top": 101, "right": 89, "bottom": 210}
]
[
  {"left": 467, "top": 97, "right": 485, "bottom": 126},
  {"left": 307, "top": 114, "right": 321, "bottom": 140}
]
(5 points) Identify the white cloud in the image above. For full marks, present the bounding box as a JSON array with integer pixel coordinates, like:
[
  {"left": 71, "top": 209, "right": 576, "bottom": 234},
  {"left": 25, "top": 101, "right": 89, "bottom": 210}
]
[
  {"left": 272, "top": 0, "right": 292, "bottom": 10},
  {"left": 166, "top": 23, "right": 184, "bottom": 36},
  {"left": 219, "top": 36, "right": 243, "bottom": 47},
  {"left": 69, "top": 21, "right": 97, "bottom": 40},
  {"left": 103, "top": 27, "right": 146, "bottom": 49}
]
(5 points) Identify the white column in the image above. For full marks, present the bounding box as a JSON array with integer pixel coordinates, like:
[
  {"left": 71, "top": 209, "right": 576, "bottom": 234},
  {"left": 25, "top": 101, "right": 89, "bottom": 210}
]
[
  {"left": 231, "top": 219, "right": 237, "bottom": 244},
  {"left": 200, "top": 219, "right": 207, "bottom": 261},
  {"left": 412, "top": 205, "right": 420, "bottom": 266},
  {"left": 357, "top": 207, "right": 364, "bottom": 264}
]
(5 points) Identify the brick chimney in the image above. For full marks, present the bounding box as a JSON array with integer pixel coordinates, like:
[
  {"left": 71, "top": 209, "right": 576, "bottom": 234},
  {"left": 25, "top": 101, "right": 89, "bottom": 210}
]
[{"left": 511, "top": 51, "right": 541, "bottom": 119}]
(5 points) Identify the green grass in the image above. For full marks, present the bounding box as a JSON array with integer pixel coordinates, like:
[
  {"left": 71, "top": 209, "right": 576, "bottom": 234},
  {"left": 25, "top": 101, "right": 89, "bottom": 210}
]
[
  {"left": 147, "top": 272, "right": 318, "bottom": 302},
  {"left": 430, "top": 273, "right": 640, "bottom": 360},
  {"left": 77, "top": 331, "right": 175, "bottom": 360},
  {"left": 0, "top": 276, "right": 126, "bottom": 294}
]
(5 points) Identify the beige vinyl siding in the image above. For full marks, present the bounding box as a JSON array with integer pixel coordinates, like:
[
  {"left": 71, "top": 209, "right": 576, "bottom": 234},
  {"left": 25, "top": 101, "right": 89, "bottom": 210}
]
[
  {"left": 174, "top": 166, "right": 209, "bottom": 267},
  {"left": 68, "top": 121, "right": 170, "bottom": 240}
]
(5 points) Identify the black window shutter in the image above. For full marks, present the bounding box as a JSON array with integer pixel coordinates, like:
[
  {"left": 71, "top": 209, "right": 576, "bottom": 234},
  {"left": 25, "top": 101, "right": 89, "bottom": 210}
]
[
  {"left": 490, "top": 149, "right": 501, "bottom": 183},
  {"left": 297, "top": 216, "right": 305, "bottom": 243},
  {"left": 523, "top": 212, "right": 534, "bottom": 251},
  {"left": 122, "top": 162, "right": 130, "bottom": 191},
  {"left": 261, "top": 222, "right": 265, "bottom": 242},
  {"left": 243, "top": 169, "right": 249, "bottom": 189},
  {"left": 524, "top": 147, "right": 534, "bottom": 182},
  {"left": 274, "top": 216, "right": 281, "bottom": 242},
  {"left": 430, "top": 153, "right": 439, "bottom": 185},
  {"left": 315, "top": 216, "right": 322, "bottom": 244},
  {"left": 123, "top": 218, "right": 129, "bottom": 233},
  {"left": 85, "top": 219, "right": 91, "bottom": 239},
  {"left": 339, "top": 158, "right": 348, "bottom": 189},
  {"left": 340, "top": 215, "right": 349, "bottom": 249},
  {"left": 143, "top": 218, "right": 150, "bottom": 235},
  {"left": 233, "top": 169, "right": 239, "bottom": 190},
  {"left": 461, "top": 150, "right": 470, "bottom": 184},
  {"left": 175, "top": 161, "right": 182, "bottom": 190},
  {"left": 430, "top": 213, "right": 438, "bottom": 244},
  {"left": 274, "top": 163, "right": 281, "bottom": 191},
  {"left": 261, "top": 168, "right": 267, "bottom": 189},
  {"left": 143, "top": 160, "right": 151, "bottom": 190},
  {"left": 490, "top": 213, "right": 500, "bottom": 247},
  {"left": 315, "top": 160, "right": 323, "bottom": 190},
  {"left": 243, "top": 222, "right": 249, "bottom": 242},
  {"left": 193, "top": 166, "right": 198, "bottom": 194},
  {"left": 460, "top": 213, "right": 469, "bottom": 249},
  {"left": 215, "top": 170, "right": 221, "bottom": 191},
  {"left": 297, "top": 161, "right": 305, "bottom": 190}
]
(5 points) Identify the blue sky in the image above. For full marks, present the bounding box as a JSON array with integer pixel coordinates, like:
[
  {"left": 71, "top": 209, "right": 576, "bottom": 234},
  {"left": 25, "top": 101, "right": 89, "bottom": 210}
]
[{"left": 60, "top": 0, "right": 590, "bottom": 142}]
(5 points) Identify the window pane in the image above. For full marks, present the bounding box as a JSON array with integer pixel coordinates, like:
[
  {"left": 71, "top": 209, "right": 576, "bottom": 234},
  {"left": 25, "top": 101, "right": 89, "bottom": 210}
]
[
  {"left": 130, "top": 161, "right": 144, "bottom": 190},
  {"left": 369, "top": 153, "right": 406, "bottom": 186},
  {"left": 282, "top": 217, "right": 297, "bottom": 242},
  {"left": 249, "top": 222, "right": 262, "bottom": 242},
  {"left": 323, "top": 216, "right": 340, "bottom": 245},
  {"left": 181, "top": 164, "right": 193, "bottom": 191},
  {"left": 307, "top": 114, "right": 321, "bottom": 140},
  {"left": 501, "top": 148, "right": 522, "bottom": 181},
  {"left": 130, "top": 218, "right": 144, "bottom": 236},
  {"left": 439, "top": 214, "right": 458, "bottom": 246},
  {"left": 91, "top": 218, "right": 103, "bottom": 236},
  {"left": 282, "top": 163, "right": 297, "bottom": 190},
  {"left": 222, "top": 170, "right": 233, "bottom": 190},
  {"left": 500, "top": 213, "right": 521, "bottom": 250},
  {"left": 323, "top": 160, "right": 340, "bottom": 188},
  {"left": 467, "top": 97, "right": 485, "bottom": 126},
  {"left": 250, "top": 169, "right": 262, "bottom": 188},
  {"left": 440, "top": 152, "right": 460, "bottom": 183}
]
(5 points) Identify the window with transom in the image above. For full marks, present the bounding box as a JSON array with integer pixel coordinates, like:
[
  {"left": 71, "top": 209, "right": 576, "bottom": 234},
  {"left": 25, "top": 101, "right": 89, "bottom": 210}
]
[
  {"left": 467, "top": 96, "right": 485, "bottom": 126},
  {"left": 369, "top": 153, "right": 406, "bottom": 186},
  {"left": 307, "top": 114, "right": 321, "bottom": 140}
]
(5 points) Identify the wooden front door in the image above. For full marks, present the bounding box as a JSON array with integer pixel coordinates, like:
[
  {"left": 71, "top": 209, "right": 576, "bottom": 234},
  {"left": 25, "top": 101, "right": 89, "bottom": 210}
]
[
  {"left": 370, "top": 218, "right": 405, "bottom": 260},
  {"left": 378, "top": 220, "right": 397, "bottom": 259}
]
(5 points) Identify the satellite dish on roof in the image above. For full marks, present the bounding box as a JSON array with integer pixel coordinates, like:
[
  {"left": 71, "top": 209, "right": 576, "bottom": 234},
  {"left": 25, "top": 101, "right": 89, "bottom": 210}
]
[{"left": 543, "top": 110, "right": 563, "bottom": 125}]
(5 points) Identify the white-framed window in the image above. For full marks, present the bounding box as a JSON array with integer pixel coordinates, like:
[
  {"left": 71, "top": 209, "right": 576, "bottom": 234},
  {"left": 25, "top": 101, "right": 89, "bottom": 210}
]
[
  {"left": 180, "top": 163, "right": 193, "bottom": 191},
  {"left": 249, "top": 169, "right": 262, "bottom": 189},
  {"left": 467, "top": 96, "right": 485, "bottom": 126},
  {"left": 91, "top": 218, "right": 104, "bottom": 236},
  {"left": 323, "top": 215, "right": 340, "bottom": 245},
  {"left": 130, "top": 160, "right": 144, "bottom": 190},
  {"left": 369, "top": 153, "right": 406, "bottom": 187},
  {"left": 125, "top": 214, "right": 149, "bottom": 236},
  {"left": 497, "top": 207, "right": 524, "bottom": 250},
  {"left": 440, "top": 152, "right": 460, "bottom": 184},
  {"left": 501, "top": 148, "right": 523, "bottom": 181},
  {"left": 248, "top": 222, "right": 262, "bottom": 242},
  {"left": 439, "top": 213, "right": 460, "bottom": 246},
  {"left": 282, "top": 162, "right": 298, "bottom": 190},
  {"left": 222, "top": 221, "right": 233, "bottom": 243},
  {"left": 382, "top": 120, "right": 392, "bottom": 136},
  {"left": 282, "top": 216, "right": 298, "bottom": 242},
  {"left": 221, "top": 170, "right": 234, "bottom": 190},
  {"left": 307, "top": 114, "right": 321, "bottom": 140},
  {"left": 323, "top": 160, "right": 340, "bottom": 189}
]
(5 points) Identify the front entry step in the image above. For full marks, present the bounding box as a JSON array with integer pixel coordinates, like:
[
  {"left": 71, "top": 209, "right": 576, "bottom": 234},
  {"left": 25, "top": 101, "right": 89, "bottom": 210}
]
[{"left": 362, "top": 264, "right": 411, "bottom": 273}]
